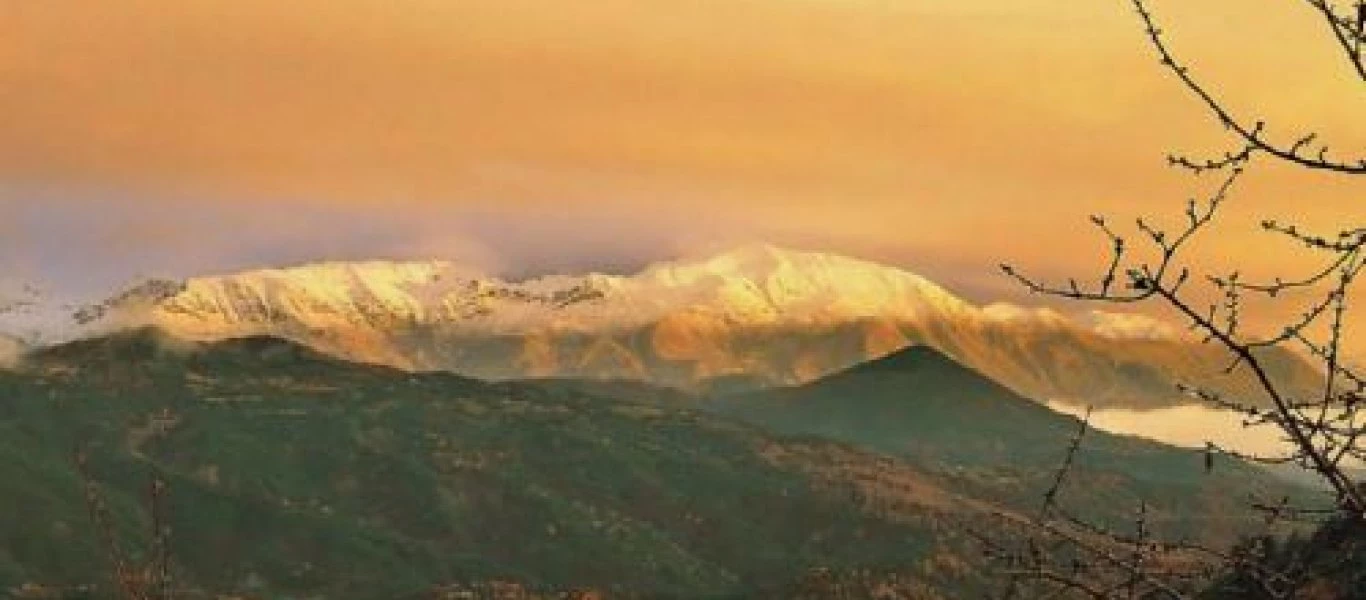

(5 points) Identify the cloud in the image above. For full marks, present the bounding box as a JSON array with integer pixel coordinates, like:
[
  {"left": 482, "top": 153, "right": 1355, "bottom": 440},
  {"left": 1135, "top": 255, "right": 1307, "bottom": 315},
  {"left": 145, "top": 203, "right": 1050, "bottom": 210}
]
[
  {"left": 1046, "top": 401, "right": 1301, "bottom": 459},
  {"left": 1082, "top": 310, "right": 1182, "bottom": 342},
  {"left": 3, "top": 0, "right": 1358, "bottom": 210},
  {"left": 979, "top": 303, "right": 1068, "bottom": 326}
]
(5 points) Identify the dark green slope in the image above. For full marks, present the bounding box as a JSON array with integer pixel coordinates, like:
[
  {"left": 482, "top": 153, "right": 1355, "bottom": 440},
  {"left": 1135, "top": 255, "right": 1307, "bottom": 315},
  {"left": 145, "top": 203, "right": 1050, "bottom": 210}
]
[
  {"left": 0, "top": 329, "right": 999, "bottom": 598},
  {"left": 718, "top": 345, "right": 1320, "bottom": 536},
  {"left": 723, "top": 346, "right": 1079, "bottom": 466}
]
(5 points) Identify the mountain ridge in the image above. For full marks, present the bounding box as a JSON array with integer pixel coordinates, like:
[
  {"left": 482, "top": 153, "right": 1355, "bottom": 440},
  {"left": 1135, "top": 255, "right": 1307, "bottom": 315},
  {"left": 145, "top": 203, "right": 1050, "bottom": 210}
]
[
  {"left": 0, "top": 245, "right": 1323, "bottom": 409},
  {"left": 0, "top": 330, "right": 1315, "bottom": 596},
  {"left": 0, "top": 328, "right": 1025, "bottom": 597},
  {"left": 838, "top": 343, "right": 988, "bottom": 379},
  {"left": 717, "top": 343, "right": 1313, "bottom": 539}
]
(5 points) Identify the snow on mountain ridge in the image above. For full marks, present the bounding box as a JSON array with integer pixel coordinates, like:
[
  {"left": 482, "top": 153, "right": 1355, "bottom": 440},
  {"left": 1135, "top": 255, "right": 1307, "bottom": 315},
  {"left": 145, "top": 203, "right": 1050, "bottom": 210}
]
[
  {"left": 0, "top": 280, "right": 106, "bottom": 345},
  {"left": 126, "top": 245, "right": 977, "bottom": 336},
  {"left": 0, "top": 244, "right": 1322, "bottom": 410},
  {"left": 630, "top": 244, "right": 973, "bottom": 323},
  {"left": 3, "top": 245, "right": 1168, "bottom": 346}
]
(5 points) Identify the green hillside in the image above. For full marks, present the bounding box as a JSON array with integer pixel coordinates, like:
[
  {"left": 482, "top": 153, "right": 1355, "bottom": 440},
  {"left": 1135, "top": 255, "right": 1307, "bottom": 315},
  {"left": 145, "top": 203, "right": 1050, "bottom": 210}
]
[
  {"left": 0, "top": 330, "right": 1002, "bottom": 598},
  {"left": 718, "top": 345, "right": 1320, "bottom": 537}
]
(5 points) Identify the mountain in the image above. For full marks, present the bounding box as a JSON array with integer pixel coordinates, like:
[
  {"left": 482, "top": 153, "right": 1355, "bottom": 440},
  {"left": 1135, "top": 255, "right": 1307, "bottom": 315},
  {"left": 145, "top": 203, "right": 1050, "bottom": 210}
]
[
  {"left": 717, "top": 345, "right": 1316, "bottom": 534},
  {"left": 26, "top": 244, "right": 1320, "bottom": 409},
  {"left": 721, "top": 345, "right": 1084, "bottom": 466},
  {"left": 0, "top": 331, "right": 1314, "bottom": 597},
  {"left": 0, "top": 280, "right": 69, "bottom": 345},
  {"left": 1, "top": 329, "right": 1011, "bottom": 597}
]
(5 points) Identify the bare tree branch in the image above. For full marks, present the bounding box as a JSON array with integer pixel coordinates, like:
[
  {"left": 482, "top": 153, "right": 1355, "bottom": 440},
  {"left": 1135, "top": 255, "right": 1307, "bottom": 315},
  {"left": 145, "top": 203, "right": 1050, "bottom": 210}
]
[{"left": 1132, "top": 0, "right": 1366, "bottom": 174}]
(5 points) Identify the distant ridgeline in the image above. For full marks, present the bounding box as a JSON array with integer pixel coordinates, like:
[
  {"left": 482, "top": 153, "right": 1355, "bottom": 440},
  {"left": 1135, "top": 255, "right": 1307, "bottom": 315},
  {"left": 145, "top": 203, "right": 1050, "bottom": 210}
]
[{"left": 8, "top": 245, "right": 1322, "bottom": 411}]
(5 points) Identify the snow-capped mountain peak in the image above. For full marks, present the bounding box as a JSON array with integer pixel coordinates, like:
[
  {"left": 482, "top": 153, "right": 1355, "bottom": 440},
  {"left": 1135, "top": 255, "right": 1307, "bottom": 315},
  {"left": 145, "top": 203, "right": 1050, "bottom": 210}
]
[
  {"left": 0, "top": 245, "right": 1318, "bottom": 409},
  {"left": 633, "top": 244, "right": 972, "bottom": 322},
  {"left": 116, "top": 245, "right": 967, "bottom": 336}
]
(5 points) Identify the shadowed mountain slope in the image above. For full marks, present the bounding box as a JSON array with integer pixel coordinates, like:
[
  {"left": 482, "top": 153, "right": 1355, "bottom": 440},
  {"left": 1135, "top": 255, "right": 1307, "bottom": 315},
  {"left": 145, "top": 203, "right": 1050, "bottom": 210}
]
[
  {"left": 717, "top": 345, "right": 1321, "bottom": 534},
  {"left": 0, "top": 330, "right": 1318, "bottom": 597},
  {"left": 0, "top": 329, "right": 1007, "bottom": 598}
]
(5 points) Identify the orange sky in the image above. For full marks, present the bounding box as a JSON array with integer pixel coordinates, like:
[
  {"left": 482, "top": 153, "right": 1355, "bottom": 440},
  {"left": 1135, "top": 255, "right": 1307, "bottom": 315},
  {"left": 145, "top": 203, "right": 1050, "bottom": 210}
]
[{"left": 1, "top": 0, "right": 1363, "bottom": 339}]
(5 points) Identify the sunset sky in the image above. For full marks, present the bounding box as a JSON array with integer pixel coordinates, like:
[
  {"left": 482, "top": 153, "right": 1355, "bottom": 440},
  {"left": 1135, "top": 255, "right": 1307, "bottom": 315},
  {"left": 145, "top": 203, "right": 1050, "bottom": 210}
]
[{"left": 2, "top": 0, "right": 1362, "bottom": 329}]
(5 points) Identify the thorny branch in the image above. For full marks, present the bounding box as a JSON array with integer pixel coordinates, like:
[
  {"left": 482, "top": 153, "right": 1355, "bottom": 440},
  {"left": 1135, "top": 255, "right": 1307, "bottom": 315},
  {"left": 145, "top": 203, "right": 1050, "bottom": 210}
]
[
  {"left": 994, "top": 157, "right": 1364, "bottom": 595},
  {"left": 983, "top": 2, "right": 1366, "bottom": 597},
  {"left": 1132, "top": 0, "right": 1366, "bottom": 175},
  {"left": 1002, "top": 157, "right": 1365, "bottom": 516}
]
